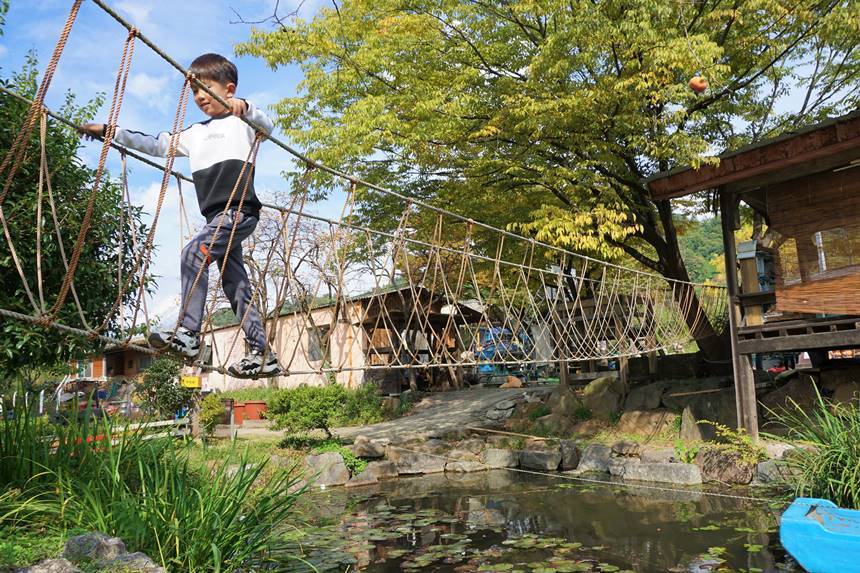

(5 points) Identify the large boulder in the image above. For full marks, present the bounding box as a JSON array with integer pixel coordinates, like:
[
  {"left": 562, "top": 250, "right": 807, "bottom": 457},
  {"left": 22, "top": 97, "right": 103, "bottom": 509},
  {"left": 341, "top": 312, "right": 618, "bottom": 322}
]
[
  {"left": 760, "top": 373, "right": 820, "bottom": 414},
  {"left": 480, "top": 448, "right": 519, "bottom": 469},
  {"left": 63, "top": 532, "right": 126, "bottom": 563},
  {"left": 610, "top": 459, "right": 702, "bottom": 485},
  {"left": 640, "top": 448, "right": 675, "bottom": 464},
  {"left": 445, "top": 459, "right": 488, "bottom": 472},
  {"left": 304, "top": 452, "right": 351, "bottom": 486},
  {"left": 616, "top": 409, "right": 674, "bottom": 436},
  {"left": 755, "top": 459, "right": 798, "bottom": 484},
  {"left": 365, "top": 460, "right": 399, "bottom": 480},
  {"left": 387, "top": 449, "right": 446, "bottom": 475},
  {"left": 831, "top": 382, "right": 860, "bottom": 407},
  {"left": 345, "top": 470, "right": 380, "bottom": 488},
  {"left": 611, "top": 440, "right": 642, "bottom": 457},
  {"left": 17, "top": 559, "right": 82, "bottom": 573},
  {"left": 109, "top": 552, "right": 165, "bottom": 573},
  {"left": 351, "top": 436, "right": 386, "bottom": 459},
  {"left": 695, "top": 447, "right": 755, "bottom": 485},
  {"left": 560, "top": 440, "right": 581, "bottom": 471},
  {"left": 574, "top": 444, "right": 612, "bottom": 473},
  {"left": 624, "top": 381, "right": 671, "bottom": 411},
  {"left": 581, "top": 376, "right": 627, "bottom": 419},
  {"left": 519, "top": 449, "right": 562, "bottom": 471},
  {"left": 679, "top": 405, "right": 706, "bottom": 442}
]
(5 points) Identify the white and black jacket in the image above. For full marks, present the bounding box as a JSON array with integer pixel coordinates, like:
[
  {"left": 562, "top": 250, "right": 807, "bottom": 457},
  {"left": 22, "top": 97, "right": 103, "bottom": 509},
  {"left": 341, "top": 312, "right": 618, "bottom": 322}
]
[{"left": 113, "top": 101, "right": 274, "bottom": 222}]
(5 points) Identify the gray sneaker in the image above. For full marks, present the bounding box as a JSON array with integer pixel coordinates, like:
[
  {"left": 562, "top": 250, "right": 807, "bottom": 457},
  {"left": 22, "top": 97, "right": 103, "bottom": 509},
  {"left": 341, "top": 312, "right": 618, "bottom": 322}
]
[
  {"left": 148, "top": 326, "right": 201, "bottom": 361},
  {"left": 228, "top": 349, "right": 283, "bottom": 379}
]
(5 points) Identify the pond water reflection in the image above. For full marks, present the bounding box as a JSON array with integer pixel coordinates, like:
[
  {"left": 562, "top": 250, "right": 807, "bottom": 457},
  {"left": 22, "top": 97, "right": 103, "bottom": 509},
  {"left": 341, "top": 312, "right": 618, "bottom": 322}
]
[{"left": 284, "top": 470, "right": 799, "bottom": 573}]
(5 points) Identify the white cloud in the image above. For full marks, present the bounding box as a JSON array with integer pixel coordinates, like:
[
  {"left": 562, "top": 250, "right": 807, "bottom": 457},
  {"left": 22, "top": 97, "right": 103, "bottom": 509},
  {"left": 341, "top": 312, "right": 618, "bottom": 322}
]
[
  {"left": 114, "top": 1, "right": 153, "bottom": 30},
  {"left": 0, "top": 44, "right": 7, "bottom": 59},
  {"left": 127, "top": 72, "right": 170, "bottom": 98},
  {"left": 127, "top": 72, "right": 172, "bottom": 113}
]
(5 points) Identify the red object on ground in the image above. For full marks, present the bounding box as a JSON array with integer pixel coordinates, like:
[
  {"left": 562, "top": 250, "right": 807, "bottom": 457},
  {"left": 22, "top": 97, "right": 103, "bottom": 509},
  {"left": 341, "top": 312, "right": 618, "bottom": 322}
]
[
  {"left": 233, "top": 402, "right": 246, "bottom": 426},
  {"left": 688, "top": 76, "right": 708, "bottom": 94},
  {"left": 243, "top": 400, "right": 267, "bottom": 421}
]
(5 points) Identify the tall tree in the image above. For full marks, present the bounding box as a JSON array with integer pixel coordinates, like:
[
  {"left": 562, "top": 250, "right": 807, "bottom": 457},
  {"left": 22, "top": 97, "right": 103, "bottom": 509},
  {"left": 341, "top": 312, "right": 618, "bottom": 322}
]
[
  {"left": 237, "top": 0, "right": 859, "bottom": 359},
  {"left": 0, "top": 57, "right": 150, "bottom": 382}
]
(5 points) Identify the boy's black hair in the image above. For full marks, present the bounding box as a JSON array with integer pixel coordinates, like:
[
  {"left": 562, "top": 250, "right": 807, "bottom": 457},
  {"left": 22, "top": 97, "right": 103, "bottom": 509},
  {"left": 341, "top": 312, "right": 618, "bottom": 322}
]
[{"left": 189, "top": 53, "right": 238, "bottom": 86}]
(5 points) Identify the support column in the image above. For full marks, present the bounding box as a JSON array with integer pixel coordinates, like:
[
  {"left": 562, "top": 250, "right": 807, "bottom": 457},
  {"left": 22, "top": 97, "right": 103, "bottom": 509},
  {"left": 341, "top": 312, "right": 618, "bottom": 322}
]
[{"left": 720, "top": 189, "right": 759, "bottom": 439}]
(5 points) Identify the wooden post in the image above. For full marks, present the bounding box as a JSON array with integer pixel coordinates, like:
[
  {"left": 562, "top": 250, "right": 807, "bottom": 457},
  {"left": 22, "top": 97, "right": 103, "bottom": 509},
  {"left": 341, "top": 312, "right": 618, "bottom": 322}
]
[
  {"left": 554, "top": 313, "right": 570, "bottom": 388},
  {"left": 720, "top": 190, "right": 760, "bottom": 439}
]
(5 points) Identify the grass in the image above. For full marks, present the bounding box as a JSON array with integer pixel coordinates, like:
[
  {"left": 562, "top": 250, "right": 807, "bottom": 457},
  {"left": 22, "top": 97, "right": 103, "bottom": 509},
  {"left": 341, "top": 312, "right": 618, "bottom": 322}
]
[
  {"left": 0, "top": 525, "right": 68, "bottom": 571},
  {"left": 768, "top": 389, "right": 860, "bottom": 509},
  {"left": 0, "top": 398, "right": 305, "bottom": 571}
]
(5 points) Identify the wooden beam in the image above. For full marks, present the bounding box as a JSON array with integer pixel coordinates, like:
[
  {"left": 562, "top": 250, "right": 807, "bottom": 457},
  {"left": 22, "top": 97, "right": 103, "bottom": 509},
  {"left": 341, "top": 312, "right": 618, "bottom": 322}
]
[
  {"left": 720, "top": 190, "right": 760, "bottom": 439},
  {"left": 737, "top": 329, "right": 860, "bottom": 354},
  {"left": 648, "top": 112, "right": 860, "bottom": 200}
]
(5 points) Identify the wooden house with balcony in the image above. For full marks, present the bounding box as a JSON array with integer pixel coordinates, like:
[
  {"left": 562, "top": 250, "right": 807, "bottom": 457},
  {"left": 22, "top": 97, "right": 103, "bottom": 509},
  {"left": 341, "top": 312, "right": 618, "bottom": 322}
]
[{"left": 647, "top": 110, "right": 860, "bottom": 437}]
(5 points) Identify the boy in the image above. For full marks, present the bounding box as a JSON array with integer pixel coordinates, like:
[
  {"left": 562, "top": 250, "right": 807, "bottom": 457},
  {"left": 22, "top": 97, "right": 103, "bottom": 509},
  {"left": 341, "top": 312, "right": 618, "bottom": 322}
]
[{"left": 80, "top": 53, "right": 282, "bottom": 379}]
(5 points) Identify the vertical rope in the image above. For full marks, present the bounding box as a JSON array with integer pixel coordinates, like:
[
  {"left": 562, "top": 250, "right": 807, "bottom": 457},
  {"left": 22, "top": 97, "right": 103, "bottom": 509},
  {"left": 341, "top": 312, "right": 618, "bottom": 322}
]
[
  {"left": 49, "top": 28, "right": 137, "bottom": 320},
  {"left": 0, "top": 0, "right": 82, "bottom": 207}
]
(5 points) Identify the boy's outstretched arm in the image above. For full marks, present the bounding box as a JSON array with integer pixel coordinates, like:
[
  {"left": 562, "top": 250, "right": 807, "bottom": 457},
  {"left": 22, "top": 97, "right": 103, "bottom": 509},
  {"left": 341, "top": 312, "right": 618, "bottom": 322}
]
[{"left": 78, "top": 122, "right": 189, "bottom": 158}]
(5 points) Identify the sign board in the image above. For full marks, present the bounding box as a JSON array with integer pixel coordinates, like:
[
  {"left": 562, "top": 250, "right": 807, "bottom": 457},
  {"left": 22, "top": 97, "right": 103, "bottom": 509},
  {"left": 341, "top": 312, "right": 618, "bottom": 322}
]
[{"left": 180, "top": 375, "right": 201, "bottom": 389}]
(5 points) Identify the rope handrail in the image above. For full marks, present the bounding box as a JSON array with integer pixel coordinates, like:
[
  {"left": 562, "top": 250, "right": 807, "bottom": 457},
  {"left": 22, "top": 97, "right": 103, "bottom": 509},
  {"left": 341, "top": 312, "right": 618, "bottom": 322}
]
[{"left": 0, "top": 84, "right": 723, "bottom": 291}]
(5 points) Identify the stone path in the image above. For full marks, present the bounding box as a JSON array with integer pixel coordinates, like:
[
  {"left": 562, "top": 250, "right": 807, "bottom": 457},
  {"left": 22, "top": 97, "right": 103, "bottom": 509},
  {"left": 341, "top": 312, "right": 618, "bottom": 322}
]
[{"left": 225, "top": 386, "right": 554, "bottom": 443}]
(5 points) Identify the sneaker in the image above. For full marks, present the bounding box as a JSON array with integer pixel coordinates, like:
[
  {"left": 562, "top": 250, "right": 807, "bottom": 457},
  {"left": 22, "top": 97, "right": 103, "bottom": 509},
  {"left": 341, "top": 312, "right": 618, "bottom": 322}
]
[
  {"left": 148, "top": 326, "right": 201, "bottom": 361},
  {"left": 228, "top": 349, "right": 283, "bottom": 379}
]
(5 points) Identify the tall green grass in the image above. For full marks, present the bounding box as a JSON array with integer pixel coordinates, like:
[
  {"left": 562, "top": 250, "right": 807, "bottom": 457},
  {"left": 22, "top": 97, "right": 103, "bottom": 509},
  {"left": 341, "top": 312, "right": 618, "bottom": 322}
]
[
  {"left": 769, "top": 389, "right": 860, "bottom": 509},
  {"left": 0, "top": 397, "right": 305, "bottom": 571}
]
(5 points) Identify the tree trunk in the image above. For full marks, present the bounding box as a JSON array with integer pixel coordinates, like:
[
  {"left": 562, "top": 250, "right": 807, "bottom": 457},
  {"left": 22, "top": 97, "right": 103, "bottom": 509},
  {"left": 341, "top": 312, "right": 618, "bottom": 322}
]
[{"left": 653, "top": 200, "right": 731, "bottom": 362}]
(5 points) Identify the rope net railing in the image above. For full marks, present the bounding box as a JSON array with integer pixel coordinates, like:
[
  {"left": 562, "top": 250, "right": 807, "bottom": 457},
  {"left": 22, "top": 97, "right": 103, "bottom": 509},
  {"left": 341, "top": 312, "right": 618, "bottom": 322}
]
[{"left": 0, "top": 0, "right": 728, "bottom": 383}]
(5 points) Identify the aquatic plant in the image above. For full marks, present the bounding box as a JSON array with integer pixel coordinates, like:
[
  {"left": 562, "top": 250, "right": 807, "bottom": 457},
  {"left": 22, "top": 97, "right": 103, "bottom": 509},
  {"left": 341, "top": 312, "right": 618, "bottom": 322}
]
[{"left": 769, "top": 389, "right": 860, "bottom": 509}]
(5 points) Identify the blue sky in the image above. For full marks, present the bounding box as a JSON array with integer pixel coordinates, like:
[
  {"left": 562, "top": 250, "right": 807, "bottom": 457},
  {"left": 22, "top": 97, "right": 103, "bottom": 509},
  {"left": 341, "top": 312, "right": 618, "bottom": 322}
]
[{"left": 1, "top": 0, "right": 332, "bottom": 323}]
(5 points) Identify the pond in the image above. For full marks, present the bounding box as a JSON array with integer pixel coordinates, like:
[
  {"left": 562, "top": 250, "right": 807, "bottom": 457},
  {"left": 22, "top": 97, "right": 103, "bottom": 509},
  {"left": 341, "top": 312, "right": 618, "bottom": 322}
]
[{"left": 281, "top": 470, "right": 799, "bottom": 573}]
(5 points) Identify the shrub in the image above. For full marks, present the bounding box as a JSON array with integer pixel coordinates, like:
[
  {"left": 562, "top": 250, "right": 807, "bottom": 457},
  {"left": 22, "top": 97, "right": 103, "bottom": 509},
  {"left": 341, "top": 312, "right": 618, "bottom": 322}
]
[
  {"left": 335, "top": 383, "right": 383, "bottom": 426},
  {"left": 769, "top": 390, "right": 860, "bottom": 509},
  {"left": 700, "top": 420, "right": 767, "bottom": 465},
  {"left": 198, "top": 393, "right": 225, "bottom": 438},
  {"left": 673, "top": 440, "right": 701, "bottom": 464},
  {"left": 220, "top": 388, "right": 278, "bottom": 404},
  {"left": 136, "top": 357, "right": 193, "bottom": 418},
  {"left": 268, "top": 384, "right": 347, "bottom": 438},
  {"left": 268, "top": 383, "right": 384, "bottom": 437}
]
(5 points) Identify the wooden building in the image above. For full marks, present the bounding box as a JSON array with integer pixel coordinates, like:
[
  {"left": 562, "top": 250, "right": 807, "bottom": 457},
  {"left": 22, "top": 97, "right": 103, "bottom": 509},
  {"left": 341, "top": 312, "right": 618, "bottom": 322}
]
[
  {"left": 198, "top": 285, "right": 483, "bottom": 391},
  {"left": 647, "top": 110, "right": 860, "bottom": 437},
  {"left": 69, "top": 337, "right": 153, "bottom": 383}
]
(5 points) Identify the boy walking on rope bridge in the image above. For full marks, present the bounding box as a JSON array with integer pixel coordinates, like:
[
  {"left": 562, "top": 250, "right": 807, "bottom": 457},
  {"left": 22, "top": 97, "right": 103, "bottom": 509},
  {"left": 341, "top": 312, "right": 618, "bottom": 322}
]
[{"left": 80, "top": 53, "right": 283, "bottom": 379}]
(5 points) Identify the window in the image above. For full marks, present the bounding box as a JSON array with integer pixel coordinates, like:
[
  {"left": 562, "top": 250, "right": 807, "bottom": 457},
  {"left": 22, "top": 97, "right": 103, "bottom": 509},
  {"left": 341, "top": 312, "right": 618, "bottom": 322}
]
[
  {"left": 138, "top": 354, "right": 153, "bottom": 371},
  {"left": 307, "top": 324, "right": 331, "bottom": 363}
]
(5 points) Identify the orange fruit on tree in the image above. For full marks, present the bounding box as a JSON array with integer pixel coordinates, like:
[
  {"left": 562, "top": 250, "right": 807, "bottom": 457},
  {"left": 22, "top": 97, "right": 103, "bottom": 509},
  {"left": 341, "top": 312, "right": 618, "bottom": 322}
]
[{"left": 688, "top": 76, "right": 708, "bottom": 94}]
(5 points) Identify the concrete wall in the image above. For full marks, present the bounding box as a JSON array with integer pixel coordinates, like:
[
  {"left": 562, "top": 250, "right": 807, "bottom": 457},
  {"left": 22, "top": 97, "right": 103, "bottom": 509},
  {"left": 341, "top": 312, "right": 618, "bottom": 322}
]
[{"left": 197, "top": 303, "right": 368, "bottom": 391}]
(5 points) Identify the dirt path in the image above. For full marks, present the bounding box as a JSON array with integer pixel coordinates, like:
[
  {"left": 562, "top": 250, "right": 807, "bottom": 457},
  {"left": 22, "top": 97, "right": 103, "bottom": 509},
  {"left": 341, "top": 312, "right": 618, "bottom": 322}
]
[{"left": 228, "top": 386, "right": 553, "bottom": 443}]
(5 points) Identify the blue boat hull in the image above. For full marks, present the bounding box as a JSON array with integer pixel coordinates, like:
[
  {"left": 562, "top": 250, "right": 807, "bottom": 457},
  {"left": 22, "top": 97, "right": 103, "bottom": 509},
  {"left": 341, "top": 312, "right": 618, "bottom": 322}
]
[{"left": 780, "top": 497, "right": 860, "bottom": 573}]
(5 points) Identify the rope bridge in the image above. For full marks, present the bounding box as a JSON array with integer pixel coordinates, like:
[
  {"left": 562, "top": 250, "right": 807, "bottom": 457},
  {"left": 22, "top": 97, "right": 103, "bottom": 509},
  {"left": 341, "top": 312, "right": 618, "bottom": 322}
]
[{"left": 0, "top": 0, "right": 727, "bottom": 382}]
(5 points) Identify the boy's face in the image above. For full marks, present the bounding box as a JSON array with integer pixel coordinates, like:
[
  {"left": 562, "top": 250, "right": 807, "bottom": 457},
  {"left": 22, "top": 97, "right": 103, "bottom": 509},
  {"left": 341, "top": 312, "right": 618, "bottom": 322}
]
[{"left": 192, "top": 78, "right": 235, "bottom": 117}]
